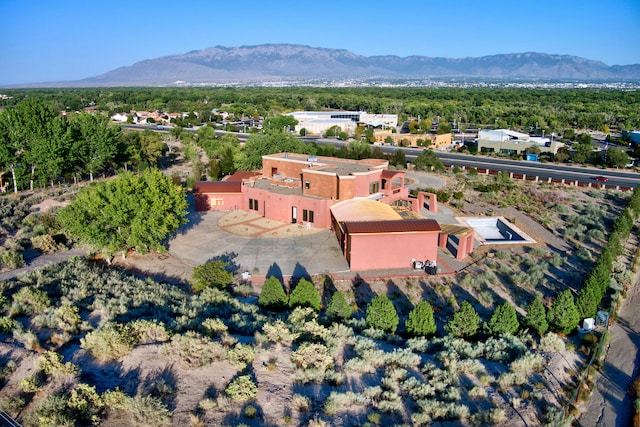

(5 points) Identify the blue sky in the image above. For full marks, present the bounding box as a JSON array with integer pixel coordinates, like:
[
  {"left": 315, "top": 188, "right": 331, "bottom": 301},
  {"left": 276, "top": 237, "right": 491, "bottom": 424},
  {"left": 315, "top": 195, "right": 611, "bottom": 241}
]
[{"left": 1, "top": 0, "right": 639, "bottom": 85}]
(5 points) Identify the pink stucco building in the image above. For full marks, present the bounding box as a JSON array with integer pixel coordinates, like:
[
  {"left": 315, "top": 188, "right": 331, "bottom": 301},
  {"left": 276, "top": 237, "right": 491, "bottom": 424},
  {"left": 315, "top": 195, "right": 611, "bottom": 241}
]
[{"left": 194, "top": 153, "right": 473, "bottom": 271}]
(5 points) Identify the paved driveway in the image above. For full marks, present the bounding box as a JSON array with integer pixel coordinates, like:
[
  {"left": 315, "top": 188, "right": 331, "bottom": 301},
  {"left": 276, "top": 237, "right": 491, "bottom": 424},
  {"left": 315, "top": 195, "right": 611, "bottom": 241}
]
[{"left": 167, "top": 211, "right": 350, "bottom": 279}]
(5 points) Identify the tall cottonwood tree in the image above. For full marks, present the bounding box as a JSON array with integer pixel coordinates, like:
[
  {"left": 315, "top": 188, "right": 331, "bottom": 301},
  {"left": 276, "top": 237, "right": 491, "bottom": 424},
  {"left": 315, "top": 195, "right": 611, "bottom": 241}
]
[{"left": 70, "top": 113, "right": 121, "bottom": 181}]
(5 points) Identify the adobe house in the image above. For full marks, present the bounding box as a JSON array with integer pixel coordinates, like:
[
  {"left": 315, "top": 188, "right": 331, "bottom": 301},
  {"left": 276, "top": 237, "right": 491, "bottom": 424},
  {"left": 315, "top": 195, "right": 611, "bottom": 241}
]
[
  {"left": 330, "top": 199, "right": 441, "bottom": 271},
  {"left": 194, "top": 153, "right": 473, "bottom": 270}
]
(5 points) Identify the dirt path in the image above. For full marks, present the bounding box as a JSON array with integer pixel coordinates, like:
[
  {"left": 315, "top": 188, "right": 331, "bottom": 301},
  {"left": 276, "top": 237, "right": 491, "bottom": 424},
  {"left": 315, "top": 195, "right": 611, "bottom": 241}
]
[
  {"left": 577, "top": 239, "right": 640, "bottom": 427},
  {"left": 0, "top": 247, "right": 87, "bottom": 282}
]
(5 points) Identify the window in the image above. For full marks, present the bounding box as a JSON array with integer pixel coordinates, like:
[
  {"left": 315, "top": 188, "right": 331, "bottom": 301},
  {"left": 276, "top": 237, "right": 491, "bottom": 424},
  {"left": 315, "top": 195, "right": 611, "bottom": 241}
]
[
  {"left": 369, "top": 181, "right": 380, "bottom": 194},
  {"left": 305, "top": 180, "right": 310, "bottom": 189},
  {"left": 249, "top": 198, "right": 259, "bottom": 211},
  {"left": 303, "top": 209, "right": 314, "bottom": 223}
]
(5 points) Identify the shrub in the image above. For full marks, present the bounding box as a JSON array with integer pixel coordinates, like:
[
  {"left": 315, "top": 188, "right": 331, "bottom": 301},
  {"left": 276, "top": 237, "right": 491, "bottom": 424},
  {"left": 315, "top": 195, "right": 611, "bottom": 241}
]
[
  {"left": 226, "top": 375, "right": 258, "bottom": 401},
  {"left": 0, "top": 250, "right": 25, "bottom": 270},
  {"left": 326, "top": 291, "right": 353, "bottom": 321},
  {"left": 201, "top": 318, "right": 228, "bottom": 337},
  {"left": 53, "top": 304, "right": 82, "bottom": 334},
  {"left": 539, "top": 332, "right": 566, "bottom": 352},
  {"left": 523, "top": 296, "right": 548, "bottom": 336},
  {"left": 366, "top": 295, "right": 399, "bottom": 333},
  {"left": 258, "top": 276, "right": 288, "bottom": 311},
  {"left": 129, "top": 319, "right": 170, "bottom": 344},
  {"left": 23, "top": 383, "right": 104, "bottom": 427},
  {"left": 10, "top": 286, "right": 51, "bottom": 316},
  {"left": 510, "top": 353, "right": 545, "bottom": 377},
  {"left": 227, "top": 343, "right": 255, "bottom": 371},
  {"left": 0, "top": 316, "right": 18, "bottom": 334},
  {"left": 547, "top": 289, "right": 580, "bottom": 335},
  {"left": 405, "top": 301, "right": 436, "bottom": 337},
  {"left": 485, "top": 302, "right": 519, "bottom": 336},
  {"left": 259, "top": 319, "right": 298, "bottom": 345},
  {"left": 292, "top": 394, "right": 311, "bottom": 412},
  {"left": 30, "top": 234, "right": 59, "bottom": 254},
  {"left": 159, "top": 331, "right": 226, "bottom": 367},
  {"left": 289, "top": 278, "right": 321, "bottom": 311},
  {"left": 445, "top": 301, "right": 481, "bottom": 338},
  {"left": 191, "top": 259, "right": 233, "bottom": 292},
  {"left": 123, "top": 395, "right": 171, "bottom": 426},
  {"left": 80, "top": 323, "right": 136, "bottom": 362},
  {"left": 291, "top": 342, "right": 335, "bottom": 383},
  {"left": 37, "top": 351, "right": 79, "bottom": 379}
]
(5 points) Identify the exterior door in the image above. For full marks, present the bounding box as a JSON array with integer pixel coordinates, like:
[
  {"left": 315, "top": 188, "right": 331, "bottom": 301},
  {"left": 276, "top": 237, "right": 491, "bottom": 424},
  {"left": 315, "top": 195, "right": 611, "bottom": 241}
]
[{"left": 291, "top": 206, "right": 297, "bottom": 223}]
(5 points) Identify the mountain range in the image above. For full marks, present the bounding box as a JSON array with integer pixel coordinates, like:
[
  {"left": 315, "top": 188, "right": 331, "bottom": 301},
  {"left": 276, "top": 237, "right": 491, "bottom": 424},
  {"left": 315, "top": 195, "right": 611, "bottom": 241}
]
[{"left": 76, "top": 44, "right": 640, "bottom": 86}]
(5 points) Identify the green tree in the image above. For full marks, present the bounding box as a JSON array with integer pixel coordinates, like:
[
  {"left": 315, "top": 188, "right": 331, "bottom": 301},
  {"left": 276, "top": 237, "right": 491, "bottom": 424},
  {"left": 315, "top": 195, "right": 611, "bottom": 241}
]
[
  {"left": 288, "top": 278, "right": 321, "bottom": 311},
  {"left": 523, "top": 296, "right": 548, "bottom": 336},
  {"left": 324, "top": 125, "right": 341, "bottom": 137},
  {"left": 573, "top": 139, "right": 594, "bottom": 164},
  {"left": 575, "top": 284, "right": 600, "bottom": 320},
  {"left": 263, "top": 115, "right": 298, "bottom": 133},
  {"left": 445, "top": 301, "right": 481, "bottom": 338},
  {"left": 326, "top": 291, "right": 353, "bottom": 321},
  {"left": 412, "top": 149, "right": 445, "bottom": 172},
  {"left": 70, "top": 113, "right": 121, "bottom": 181},
  {"left": 485, "top": 301, "right": 519, "bottom": 336},
  {"left": 606, "top": 147, "right": 630, "bottom": 168},
  {"left": 436, "top": 122, "right": 452, "bottom": 135},
  {"left": 57, "top": 168, "right": 188, "bottom": 255},
  {"left": 258, "top": 276, "right": 288, "bottom": 311},
  {"left": 547, "top": 289, "right": 580, "bottom": 335},
  {"left": 365, "top": 294, "right": 399, "bottom": 333},
  {"left": 392, "top": 149, "right": 406, "bottom": 168},
  {"left": 0, "top": 113, "right": 22, "bottom": 193},
  {"left": 191, "top": 259, "right": 233, "bottom": 292},
  {"left": 405, "top": 301, "right": 436, "bottom": 337},
  {"left": 235, "top": 133, "right": 315, "bottom": 171}
]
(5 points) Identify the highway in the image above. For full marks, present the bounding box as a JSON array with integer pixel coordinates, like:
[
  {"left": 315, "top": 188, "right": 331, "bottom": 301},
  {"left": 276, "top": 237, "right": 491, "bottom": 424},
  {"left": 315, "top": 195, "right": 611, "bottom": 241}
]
[
  {"left": 306, "top": 137, "right": 640, "bottom": 189},
  {"left": 120, "top": 124, "right": 640, "bottom": 189}
]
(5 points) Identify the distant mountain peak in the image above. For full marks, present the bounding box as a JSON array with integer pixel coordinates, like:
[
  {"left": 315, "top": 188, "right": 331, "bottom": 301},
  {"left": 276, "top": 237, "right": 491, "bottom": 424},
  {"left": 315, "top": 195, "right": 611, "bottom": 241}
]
[{"left": 76, "top": 43, "right": 640, "bottom": 86}]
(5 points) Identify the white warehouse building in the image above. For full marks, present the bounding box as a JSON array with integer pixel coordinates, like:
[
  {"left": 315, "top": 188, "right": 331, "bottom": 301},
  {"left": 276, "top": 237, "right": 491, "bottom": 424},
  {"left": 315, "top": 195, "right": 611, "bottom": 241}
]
[{"left": 288, "top": 111, "right": 398, "bottom": 136}]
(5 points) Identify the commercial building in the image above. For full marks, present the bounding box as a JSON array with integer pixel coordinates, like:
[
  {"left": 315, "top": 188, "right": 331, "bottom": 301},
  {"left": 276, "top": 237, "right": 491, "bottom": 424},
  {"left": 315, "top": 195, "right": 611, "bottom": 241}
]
[
  {"left": 194, "top": 153, "right": 473, "bottom": 271},
  {"left": 288, "top": 111, "right": 398, "bottom": 136},
  {"left": 476, "top": 129, "right": 564, "bottom": 155},
  {"left": 372, "top": 130, "right": 453, "bottom": 149}
]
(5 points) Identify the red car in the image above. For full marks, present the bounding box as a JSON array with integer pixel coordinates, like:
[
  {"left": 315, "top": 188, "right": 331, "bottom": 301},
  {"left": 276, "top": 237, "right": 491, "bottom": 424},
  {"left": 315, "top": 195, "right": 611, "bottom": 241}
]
[{"left": 593, "top": 176, "right": 609, "bottom": 182}]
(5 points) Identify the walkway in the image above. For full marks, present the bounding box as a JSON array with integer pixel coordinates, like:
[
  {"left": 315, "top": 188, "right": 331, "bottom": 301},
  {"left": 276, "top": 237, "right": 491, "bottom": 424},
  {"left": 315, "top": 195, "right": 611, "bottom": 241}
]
[
  {"left": 0, "top": 247, "right": 86, "bottom": 282},
  {"left": 577, "top": 273, "right": 640, "bottom": 427}
]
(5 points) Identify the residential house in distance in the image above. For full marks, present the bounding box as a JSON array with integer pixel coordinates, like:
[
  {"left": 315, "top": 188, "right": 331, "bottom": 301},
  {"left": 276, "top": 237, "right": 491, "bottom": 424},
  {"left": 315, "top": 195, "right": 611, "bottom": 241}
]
[{"left": 194, "top": 153, "right": 474, "bottom": 271}]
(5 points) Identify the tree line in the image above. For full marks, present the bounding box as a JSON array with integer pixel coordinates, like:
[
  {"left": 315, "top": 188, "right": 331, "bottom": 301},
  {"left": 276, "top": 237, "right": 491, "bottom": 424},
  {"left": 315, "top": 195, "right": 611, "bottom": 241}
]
[
  {"left": 0, "top": 99, "right": 166, "bottom": 192},
  {"left": 2, "top": 87, "right": 639, "bottom": 135}
]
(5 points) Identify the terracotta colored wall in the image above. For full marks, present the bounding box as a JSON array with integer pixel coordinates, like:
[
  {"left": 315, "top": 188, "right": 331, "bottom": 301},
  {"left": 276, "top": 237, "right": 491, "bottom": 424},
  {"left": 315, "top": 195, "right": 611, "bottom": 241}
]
[
  {"left": 242, "top": 186, "right": 334, "bottom": 228},
  {"left": 352, "top": 171, "right": 382, "bottom": 197},
  {"left": 262, "top": 157, "right": 306, "bottom": 178},
  {"left": 302, "top": 171, "right": 338, "bottom": 199},
  {"left": 337, "top": 176, "right": 355, "bottom": 200},
  {"left": 347, "top": 232, "right": 439, "bottom": 271},
  {"left": 195, "top": 193, "right": 243, "bottom": 211}
]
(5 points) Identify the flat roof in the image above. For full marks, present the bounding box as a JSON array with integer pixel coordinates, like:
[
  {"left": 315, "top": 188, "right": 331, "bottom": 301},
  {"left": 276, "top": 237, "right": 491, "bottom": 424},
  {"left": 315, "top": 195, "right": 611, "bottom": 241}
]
[
  {"left": 251, "top": 178, "right": 304, "bottom": 196},
  {"left": 194, "top": 181, "right": 242, "bottom": 193},
  {"left": 264, "top": 153, "right": 388, "bottom": 176}
]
